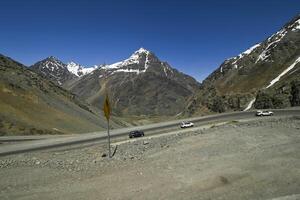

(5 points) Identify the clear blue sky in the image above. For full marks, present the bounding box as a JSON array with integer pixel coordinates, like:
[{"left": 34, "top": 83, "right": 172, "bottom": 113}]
[{"left": 1, "top": 0, "right": 299, "bottom": 81}]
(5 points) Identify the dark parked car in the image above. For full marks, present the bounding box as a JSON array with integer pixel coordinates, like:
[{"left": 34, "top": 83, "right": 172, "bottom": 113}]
[{"left": 129, "top": 130, "right": 144, "bottom": 138}]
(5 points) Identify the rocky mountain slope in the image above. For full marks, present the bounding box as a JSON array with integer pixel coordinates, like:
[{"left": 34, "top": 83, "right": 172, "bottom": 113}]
[
  {"left": 67, "top": 48, "right": 200, "bottom": 116},
  {"left": 31, "top": 56, "right": 76, "bottom": 86},
  {"left": 185, "top": 15, "right": 300, "bottom": 115},
  {"left": 253, "top": 59, "right": 300, "bottom": 109},
  {"left": 0, "top": 54, "right": 119, "bottom": 136}
]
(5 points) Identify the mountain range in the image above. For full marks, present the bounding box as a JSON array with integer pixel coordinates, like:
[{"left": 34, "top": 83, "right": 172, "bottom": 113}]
[
  {"left": 31, "top": 56, "right": 99, "bottom": 85},
  {"left": 31, "top": 48, "right": 200, "bottom": 117},
  {"left": 1, "top": 14, "right": 299, "bottom": 135}
]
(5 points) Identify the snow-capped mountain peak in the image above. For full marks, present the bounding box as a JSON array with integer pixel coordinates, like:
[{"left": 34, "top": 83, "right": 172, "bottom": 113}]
[
  {"left": 128, "top": 47, "right": 150, "bottom": 61},
  {"left": 67, "top": 62, "right": 83, "bottom": 75},
  {"left": 102, "top": 47, "right": 153, "bottom": 71},
  {"left": 31, "top": 56, "right": 74, "bottom": 85},
  {"left": 98, "top": 47, "right": 174, "bottom": 78},
  {"left": 66, "top": 62, "right": 97, "bottom": 77},
  {"left": 133, "top": 47, "right": 150, "bottom": 55},
  {"left": 39, "top": 56, "right": 66, "bottom": 72}
]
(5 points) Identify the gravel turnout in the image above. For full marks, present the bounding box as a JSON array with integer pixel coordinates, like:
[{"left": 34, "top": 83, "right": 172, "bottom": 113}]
[{"left": 1, "top": 116, "right": 300, "bottom": 200}]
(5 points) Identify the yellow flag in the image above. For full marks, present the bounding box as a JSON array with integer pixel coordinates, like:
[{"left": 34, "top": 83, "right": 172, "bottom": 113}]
[{"left": 103, "top": 94, "right": 111, "bottom": 121}]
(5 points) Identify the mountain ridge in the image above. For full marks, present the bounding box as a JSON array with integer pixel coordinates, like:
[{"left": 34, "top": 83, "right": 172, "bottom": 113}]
[
  {"left": 31, "top": 56, "right": 100, "bottom": 86},
  {"left": 184, "top": 14, "right": 300, "bottom": 116}
]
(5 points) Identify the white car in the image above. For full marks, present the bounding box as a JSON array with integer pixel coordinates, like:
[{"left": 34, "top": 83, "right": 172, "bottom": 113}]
[
  {"left": 180, "top": 121, "right": 194, "bottom": 128},
  {"left": 256, "top": 110, "right": 274, "bottom": 116}
]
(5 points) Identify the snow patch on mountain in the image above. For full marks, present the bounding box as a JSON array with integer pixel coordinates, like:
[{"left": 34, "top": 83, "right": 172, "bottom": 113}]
[
  {"left": 266, "top": 56, "right": 300, "bottom": 88},
  {"left": 111, "top": 68, "right": 145, "bottom": 75},
  {"left": 231, "top": 43, "right": 261, "bottom": 65},
  {"left": 67, "top": 62, "right": 83, "bottom": 76},
  {"left": 42, "top": 57, "right": 65, "bottom": 72},
  {"left": 144, "top": 49, "right": 150, "bottom": 71},
  {"left": 102, "top": 48, "right": 151, "bottom": 74},
  {"left": 67, "top": 62, "right": 97, "bottom": 77},
  {"left": 288, "top": 18, "right": 300, "bottom": 31},
  {"left": 244, "top": 98, "right": 256, "bottom": 111},
  {"left": 292, "top": 20, "right": 300, "bottom": 31},
  {"left": 256, "top": 29, "right": 287, "bottom": 63},
  {"left": 163, "top": 65, "right": 173, "bottom": 76},
  {"left": 243, "top": 44, "right": 261, "bottom": 55},
  {"left": 81, "top": 66, "right": 97, "bottom": 75}
]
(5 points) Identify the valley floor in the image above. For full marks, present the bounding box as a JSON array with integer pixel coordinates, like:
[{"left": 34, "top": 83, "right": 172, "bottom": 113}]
[{"left": 0, "top": 117, "right": 300, "bottom": 200}]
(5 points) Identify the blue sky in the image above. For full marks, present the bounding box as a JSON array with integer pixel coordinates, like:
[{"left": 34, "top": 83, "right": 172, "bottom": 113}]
[{"left": 1, "top": 0, "right": 299, "bottom": 81}]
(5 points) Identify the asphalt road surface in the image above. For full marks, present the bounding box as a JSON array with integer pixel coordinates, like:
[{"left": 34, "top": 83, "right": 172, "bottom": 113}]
[{"left": 0, "top": 108, "right": 300, "bottom": 156}]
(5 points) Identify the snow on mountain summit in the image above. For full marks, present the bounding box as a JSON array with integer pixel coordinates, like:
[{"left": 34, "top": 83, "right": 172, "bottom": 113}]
[
  {"left": 133, "top": 47, "right": 150, "bottom": 55},
  {"left": 67, "top": 62, "right": 84, "bottom": 76},
  {"left": 230, "top": 43, "right": 261, "bottom": 67},
  {"left": 42, "top": 56, "right": 66, "bottom": 71},
  {"left": 31, "top": 56, "right": 76, "bottom": 85},
  {"left": 95, "top": 47, "right": 176, "bottom": 77},
  {"left": 102, "top": 47, "right": 152, "bottom": 71},
  {"left": 66, "top": 62, "right": 97, "bottom": 77},
  {"left": 32, "top": 47, "right": 173, "bottom": 85}
]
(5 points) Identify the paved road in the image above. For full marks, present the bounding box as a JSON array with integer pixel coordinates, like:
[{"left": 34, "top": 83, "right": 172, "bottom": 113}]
[{"left": 0, "top": 108, "right": 299, "bottom": 156}]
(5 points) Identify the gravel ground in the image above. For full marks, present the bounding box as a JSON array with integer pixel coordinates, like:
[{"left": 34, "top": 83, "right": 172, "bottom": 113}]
[{"left": 0, "top": 116, "right": 300, "bottom": 200}]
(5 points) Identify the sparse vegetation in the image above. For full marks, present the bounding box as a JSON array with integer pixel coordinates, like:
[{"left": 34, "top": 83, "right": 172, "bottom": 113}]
[
  {"left": 291, "top": 80, "right": 300, "bottom": 106},
  {"left": 228, "top": 120, "right": 239, "bottom": 124},
  {"left": 254, "top": 91, "right": 274, "bottom": 109},
  {"left": 210, "top": 96, "right": 226, "bottom": 113},
  {"left": 252, "top": 77, "right": 300, "bottom": 109}
]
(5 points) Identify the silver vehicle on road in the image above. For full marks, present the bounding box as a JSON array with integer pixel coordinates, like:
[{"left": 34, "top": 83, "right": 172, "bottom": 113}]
[{"left": 256, "top": 110, "right": 274, "bottom": 116}]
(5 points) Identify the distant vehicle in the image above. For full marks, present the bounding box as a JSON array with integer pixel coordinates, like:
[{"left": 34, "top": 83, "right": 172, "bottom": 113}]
[
  {"left": 256, "top": 110, "right": 274, "bottom": 116},
  {"left": 180, "top": 121, "right": 194, "bottom": 128},
  {"left": 129, "top": 130, "right": 144, "bottom": 138}
]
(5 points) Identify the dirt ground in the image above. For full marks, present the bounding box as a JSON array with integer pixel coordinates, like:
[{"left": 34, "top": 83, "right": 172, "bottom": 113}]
[{"left": 0, "top": 117, "right": 300, "bottom": 200}]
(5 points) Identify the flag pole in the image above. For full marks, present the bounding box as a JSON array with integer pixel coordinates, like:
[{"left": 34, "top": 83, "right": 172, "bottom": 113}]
[{"left": 103, "top": 93, "right": 111, "bottom": 158}]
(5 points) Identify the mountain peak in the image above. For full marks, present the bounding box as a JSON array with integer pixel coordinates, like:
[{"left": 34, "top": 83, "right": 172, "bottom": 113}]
[
  {"left": 46, "top": 56, "right": 59, "bottom": 61},
  {"left": 67, "top": 61, "right": 84, "bottom": 68},
  {"left": 66, "top": 62, "right": 98, "bottom": 77},
  {"left": 31, "top": 56, "right": 75, "bottom": 85},
  {"left": 68, "top": 61, "right": 77, "bottom": 65},
  {"left": 129, "top": 47, "right": 151, "bottom": 59},
  {"left": 42, "top": 56, "right": 66, "bottom": 67},
  {"left": 135, "top": 47, "right": 150, "bottom": 54}
]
